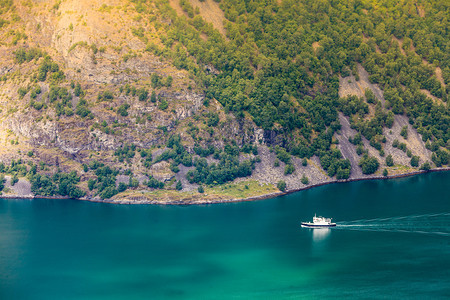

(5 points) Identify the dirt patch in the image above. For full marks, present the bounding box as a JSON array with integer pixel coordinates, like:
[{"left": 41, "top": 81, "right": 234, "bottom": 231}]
[
  {"left": 335, "top": 114, "right": 363, "bottom": 178},
  {"left": 416, "top": 3, "right": 425, "bottom": 18},
  {"left": 420, "top": 89, "right": 445, "bottom": 105},
  {"left": 312, "top": 41, "right": 320, "bottom": 52},
  {"left": 392, "top": 37, "right": 406, "bottom": 56},
  {"left": 435, "top": 67, "right": 446, "bottom": 87},
  {"left": 339, "top": 64, "right": 386, "bottom": 106}
]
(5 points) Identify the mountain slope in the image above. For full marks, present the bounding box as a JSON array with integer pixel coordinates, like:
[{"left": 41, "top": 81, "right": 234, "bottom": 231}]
[{"left": 0, "top": 0, "right": 448, "bottom": 203}]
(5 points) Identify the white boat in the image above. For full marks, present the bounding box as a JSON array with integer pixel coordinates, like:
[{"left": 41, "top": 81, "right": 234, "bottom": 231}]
[{"left": 301, "top": 214, "right": 336, "bottom": 228}]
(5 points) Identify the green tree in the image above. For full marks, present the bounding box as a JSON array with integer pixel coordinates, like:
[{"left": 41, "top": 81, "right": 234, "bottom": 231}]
[
  {"left": 277, "top": 180, "right": 286, "bottom": 191},
  {"left": 359, "top": 155, "right": 379, "bottom": 174},
  {"left": 410, "top": 156, "right": 420, "bottom": 167},
  {"left": 301, "top": 175, "right": 309, "bottom": 185},
  {"left": 176, "top": 180, "right": 182, "bottom": 191},
  {"left": 385, "top": 154, "right": 394, "bottom": 166}
]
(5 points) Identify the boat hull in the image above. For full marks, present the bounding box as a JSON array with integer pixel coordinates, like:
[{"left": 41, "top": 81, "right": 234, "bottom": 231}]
[{"left": 301, "top": 223, "right": 336, "bottom": 228}]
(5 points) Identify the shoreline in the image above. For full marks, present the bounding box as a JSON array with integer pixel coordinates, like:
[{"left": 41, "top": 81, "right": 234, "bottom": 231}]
[{"left": 1, "top": 167, "right": 449, "bottom": 205}]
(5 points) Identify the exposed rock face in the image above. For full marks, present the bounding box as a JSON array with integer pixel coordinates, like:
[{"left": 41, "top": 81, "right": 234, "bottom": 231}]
[{"left": 7, "top": 116, "right": 58, "bottom": 147}]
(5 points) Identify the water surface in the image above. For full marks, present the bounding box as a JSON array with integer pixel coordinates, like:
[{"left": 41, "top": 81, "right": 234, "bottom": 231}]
[{"left": 1, "top": 172, "right": 449, "bottom": 299}]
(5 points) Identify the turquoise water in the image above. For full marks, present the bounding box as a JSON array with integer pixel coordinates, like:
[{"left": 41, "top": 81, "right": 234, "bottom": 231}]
[{"left": 1, "top": 172, "right": 449, "bottom": 299}]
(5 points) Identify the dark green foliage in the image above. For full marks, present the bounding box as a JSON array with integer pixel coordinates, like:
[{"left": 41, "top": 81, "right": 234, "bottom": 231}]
[
  {"left": 193, "top": 144, "right": 215, "bottom": 157},
  {"left": 370, "top": 136, "right": 383, "bottom": 151},
  {"left": 74, "top": 83, "right": 84, "bottom": 97},
  {"left": 431, "top": 150, "right": 448, "bottom": 167},
  {"left": 137, "top": 88, "right": 148, "bottom": 101},
  {"left": 97, "top": 90, "right": 114, "bottom": 101},
  {"left": 170, "top": 163, "right": 180, "bottom": 173},
  {"left": 383, "top": 168, "right": 388, "bottom": 177},
  {"left": 117, "top": 103, "right": 130, "bottom": 116},
  {"left": 30, "top": 174, "right": 57, "bottom": 196},
  {"left": 176, "top": 180, "right": 182, "bottom": 191},
  {"left": 349, "top": 133, "right": 362, "bottom": 145},
  {"left": 100, "top": 186, "right": 118, "bottom": 199},
  {"left": 339, "top": 95, "right": 369, "bottom": 117},
  {"left": 240, "top": 143, "right": 258, "bottom": 155},
  {"left": 186, "top": 154, "right": 255, "bottom": 186},
  {"left": 139, "top": 149, "right": 153, "bottom": 167},
  {"left": 365, "top": 89, "right": 376, "bottom": 104},
  {"left": 114, "top": 144, "right": 136, "bottom": 163},
  {"left": 11, "top": 173, "right": 18, "bottom": 186},
  {"left": 274, "top": 146, "right": 291, "bottom": 165},
  {"left": 277, "top": 180, "right": 286, "bottom": 192},
  {"left": 420, "top": 162, "right": 431, "bottom": 171},
  {"left": 151, "top": 73, "right": 161, "bottom": 88},
  {"left": 410, "top": 156, "right": 420, "bottom": 167},
  {"left": 165, "top": 76, "right": 173, "bottom": 87},
  {"left": 0, "top": 174, "right": 5, "bottom": 193},
  {"left": 118, "top": 182, "right": 128, "bottom": 193},
  {"left": 301, "top": 175, "right": 309, "bottom": 185},
  {"left": 128, "top": 0, "right": 450, "bottom": 167},
  {"left": 284, "top": 164, "right": 295, "bottom": 175},
  {"left": 48, "top": 85, "right": 73, "bottom": 116},
  {"left": 90, "top": 165, "right": 120, "bottom": 199},
  {"left": 319, "top": 148, "right": 351, "bottom": 178},
  {"left": 76, "top": 98, "right": 93, "bottom": 118},
  {"left": 206, "top": 112, "right": 219, "bottom": 127},
  {"left": 14, "top": 47, "right": 44, "bottom": 64},
  {"left": 150, "top": 91, "right": 157, "bottom": 103},
  {"left": 356, "top": 145, "right": 366, "bottom": 156},
  {"left": 197, "top": 185, "right": 204, "bottom": 193},
  {"left": 407, "top": 149, "right": 412, "bottom": 157},
  {"left": 52, "top": 171, "right": 85, "bottom": 198},
  {"left": 147, "top": 176, "right": 164, "bottom": 189},
  {"left": 37, "top": 56, "right": 64, "bottom": 82},
  {"left": 158, "top": 99, "right": 168, "bottom": 110},
  {"left": 359, "top": 155, "right": 379, "bottom": 175},
  {"left": 302, "top": 158, "right": 308, "bottom": 166},
  {"left": 386, "top": 154, "right": 394, "bottom": 167},
  {"left": 400, "top": 126, "right": 408, "bottom": 139},
  {"left": 336, "top": 167, "right": 350, "bottom": 179},
  {"left": 18, "top": 87, "right": 29, "bottom": 98},
  {"left": 88, "top": 178, "right": 95, "bottom": 191}
]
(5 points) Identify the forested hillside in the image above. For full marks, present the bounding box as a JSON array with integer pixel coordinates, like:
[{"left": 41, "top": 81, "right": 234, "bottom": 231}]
[{"left": 0, "top": 0, "right": 448, "bottom": 203}]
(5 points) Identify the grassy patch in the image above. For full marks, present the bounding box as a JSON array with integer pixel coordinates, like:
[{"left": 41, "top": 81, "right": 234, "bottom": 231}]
[{"left": 206, "top": 180, "right": 277, "bottom": 199}]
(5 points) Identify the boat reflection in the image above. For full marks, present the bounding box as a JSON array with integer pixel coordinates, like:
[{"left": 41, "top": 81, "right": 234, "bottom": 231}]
[{"left": 312, "top": 227, "right": 331, "bottom": 242}]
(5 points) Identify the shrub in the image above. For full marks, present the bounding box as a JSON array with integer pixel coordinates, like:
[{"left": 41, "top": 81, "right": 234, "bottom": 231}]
[
  {"left": 284, "top": 164, "right": 295, "bottom": 175},
  {"left": 117, "top": 103, "right": 130, "bottom": 116},
  {"left": 410, "top": 156, "right": 420, "bottom": 167},
  {"left": 400, "top": 126, "right": 408, "bottom": 139},
  {"left": 88, "top": 179, "right": 95, "bottom": 191},
  {"left": 420, "top": 162, "right": 431, "bottom": 171},
  {"left": 277, "top": 180, "right": 286, "bottom": 191},
  {"left": 301, "top": 175, "right": 309, "bottom": 185},
  {"left": 97, "top": 90, "right": 114, "bottom": 101},
  {"left": 118, "top": 182, "right": 127, "bottom": 193},
  {"left": 385, "top": 154, "right": 394, "bottom": 166},
  {"left": 176, "top": 181, "right": 182, "bottom": 191},
  {"left": 11, "top": 174, "right": 19, "bottom": 186},
  {"left": 359, "top": 155, "right": 379, "bottom": 174}
]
